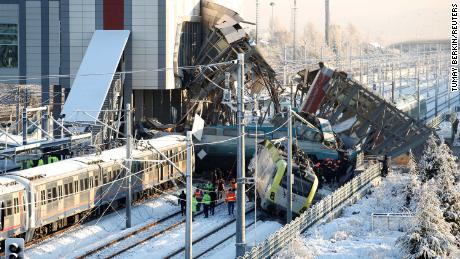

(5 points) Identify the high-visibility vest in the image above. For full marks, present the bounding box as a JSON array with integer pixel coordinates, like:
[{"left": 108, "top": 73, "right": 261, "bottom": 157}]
[
  {"left": 47, "top": 156, "right": 59, "bottom": 164},
  {"left": 192, "top": 197, "right": 197, "bottom": 212},
  {"left": 37, "top": 159, "right": 44, "bottom": 166},
  {"left": 202, "top": 194, "right": 211, "bottom": 205},
  {"left": 226, "top": 191, "right": 236, "bottom": 202}
]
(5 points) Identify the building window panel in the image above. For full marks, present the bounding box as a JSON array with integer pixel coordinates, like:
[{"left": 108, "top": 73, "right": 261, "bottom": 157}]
[{"left": 0, "top": 23, "right": 18, "bottom": 68}]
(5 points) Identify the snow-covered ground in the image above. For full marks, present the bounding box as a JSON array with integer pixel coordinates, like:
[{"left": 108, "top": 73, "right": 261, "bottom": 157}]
[
  {"left": 275, "top": 171, "right": 410, "bottom": 259},
  {"left": 27, "top": 192, "right": 180, "bottom": 258}
]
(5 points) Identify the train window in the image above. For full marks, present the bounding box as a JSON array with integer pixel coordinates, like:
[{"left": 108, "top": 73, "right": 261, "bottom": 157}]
[
  {"left": 80, "top": 179, "right": 84, "bottom": 191},
  {"left": 74, "top": 181, "right": 79, "bottom": 193},
  {"left": 6, "top": 200, "right": 12, "bottom": 216},
  {"left": 58, "top": 186, "right": 63, "bottom": 199},
  {"left": 47, "top": 189, "right": 52, "bottom": 203},
  {"left": 95, "top": 175, "right": 99, "bottom": 186},
  {"left": 160, "top": 166, "right": 164, "bottom": 181},
  {"left": 64, "top": 184, "right": 69, "bottom": 196},
  {"left": 52, "top": 188, "right": 57, "bottom": 201},
  {"left": 69, "top": 182, "right": 74, "bottom": 194},
  {"left": 103, "top": 173, "right": 108, "bottom": 184},
  {"left": 41, "top": 190, "right": 46, "bottom": 205},
  {"left": 84, "top": 178, "right": 89, "bottom": 190},
  {"left": 13, "top": 198, "right": 19, "bottom": 214},
  {"left": 23, "top": 196, "right": 26, "bottom": 211}
]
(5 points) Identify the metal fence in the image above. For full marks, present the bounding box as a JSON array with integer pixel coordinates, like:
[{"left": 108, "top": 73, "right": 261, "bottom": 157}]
[{"left": 240, "top": 162, "right": 381, "bottom": 259}]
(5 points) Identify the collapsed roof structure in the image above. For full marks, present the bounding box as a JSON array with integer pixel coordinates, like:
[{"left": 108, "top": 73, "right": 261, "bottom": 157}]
[
  {"left": 181, "top": 1, "right": 283, "bottom": 125},
  {"left": 295, "top": 64, "right": 433, "bottom": 157}
]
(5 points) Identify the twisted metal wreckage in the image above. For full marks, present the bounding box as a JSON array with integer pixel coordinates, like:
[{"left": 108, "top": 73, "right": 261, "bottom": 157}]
[
  {"left": 294, "top": 64, "right": 432, "bottom": 157},
  {"left": 178, "top": 2, "right": 431, "bottom": 159},
  {"left": 181, "top": 1, "right": 283, "bottom": 126}
]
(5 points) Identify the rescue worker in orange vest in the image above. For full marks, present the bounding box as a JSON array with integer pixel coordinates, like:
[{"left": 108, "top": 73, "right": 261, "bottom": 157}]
[
  {"left": 194, "top": 188, "right": 203, "bottom": 211},
  {"left": 225, "top": 188, "right": 236, "bottom": 215}
]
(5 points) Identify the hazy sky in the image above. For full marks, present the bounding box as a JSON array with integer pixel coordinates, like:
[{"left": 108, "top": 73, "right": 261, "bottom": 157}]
[{"left": 237, "top": 0, "right": 451, "bottom": 44}]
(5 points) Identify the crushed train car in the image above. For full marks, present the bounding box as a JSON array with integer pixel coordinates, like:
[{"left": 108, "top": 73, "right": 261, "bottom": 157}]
[
  {"left": 294, "top": 63, "right": 432, "bottom": 157},
  {"left": 249, "top": 140, "right": 318, "bottom": 216}
]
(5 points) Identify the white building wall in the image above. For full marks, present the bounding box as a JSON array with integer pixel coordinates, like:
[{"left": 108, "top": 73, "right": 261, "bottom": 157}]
[
  {"left": 68, "top": 0, "right": 95, "bottom": 86},
  {"left": 25, "top": 1, "right": 41, "bottom": 85},
  {"left": 131, "top": 0, "right": 162, "bottom": 90},
  {"left": 0, "top": 4, "right": 19, "bottom": 81},
  {"left": 131, "top": 0, "right": 200, "bottom": 90}
]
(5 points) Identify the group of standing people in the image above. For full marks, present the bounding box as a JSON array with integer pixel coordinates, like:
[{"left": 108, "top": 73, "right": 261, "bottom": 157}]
[{"left": 178, "top": 178, "right": 238, "bottom": 219}]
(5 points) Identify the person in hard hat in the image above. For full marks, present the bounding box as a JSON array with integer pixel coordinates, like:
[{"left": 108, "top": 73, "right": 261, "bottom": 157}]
[
  {"left": 217, "top": 179, "right": 225, "bottom": 200},
  {"left": 192, "top": 194, "right": 197, "bottom": 221},
  {"left": 209, "top": 189, "right": 217, "bottom": 216},
  {"left": 202, "top": 192, "right": 211, "bottom": 218},
  {"left": 225, "top": 188, "right": 236, "bottom": 216},
  {"left": 194, "top": 188, "right": 203, "bottom": 211},
  {"left": 179, "top": 190, "right": 186, "bottom": 216}
]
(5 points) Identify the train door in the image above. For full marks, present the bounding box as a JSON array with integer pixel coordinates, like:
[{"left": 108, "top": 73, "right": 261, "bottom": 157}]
[
  {"left": 73, "top": 176, "right": 80, "bottom": 210},
  {"left": 37, "top": 185, "right": 46, "bottom": 222},
  {"left": 56, "top": 180, "right": 64, "bottom": 215},
  {"left": 88, "top": 170, "right": 95, "bottom": 207}
]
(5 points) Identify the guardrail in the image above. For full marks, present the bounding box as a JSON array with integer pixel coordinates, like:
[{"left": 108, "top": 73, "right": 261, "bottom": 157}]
[
  {"left": 426, "top": 109, "right": 451, "bottom": 128},
  {"left": 239, "top": 162, "right": 381, "bottom": 259}
]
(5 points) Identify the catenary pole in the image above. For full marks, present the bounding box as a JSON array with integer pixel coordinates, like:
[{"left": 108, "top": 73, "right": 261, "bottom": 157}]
[
  {"left": 185, "top": 131, "right": 193, "bottom": 259},
  {"left": 236, "top": 53, "right": 246, "bottom": 257},
  {"left": 287, "top": 105, "right": 293, "bottom": 222},
  {"left": 126, "top": 103, "right": 132, "bottom": 228}
]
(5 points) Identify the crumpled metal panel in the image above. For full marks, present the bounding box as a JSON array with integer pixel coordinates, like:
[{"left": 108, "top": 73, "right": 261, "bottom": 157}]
[{"left": 181, "top": 1, "right": 282, "bottom": 126}]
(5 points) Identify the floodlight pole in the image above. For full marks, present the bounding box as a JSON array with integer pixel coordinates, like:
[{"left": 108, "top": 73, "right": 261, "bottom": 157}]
[{"left": 287, "top": 105, "right": 293, "bottom": 222}]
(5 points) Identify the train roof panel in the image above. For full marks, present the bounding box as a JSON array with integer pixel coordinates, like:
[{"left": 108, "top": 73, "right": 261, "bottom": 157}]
[
  {"left": 0, "top": 177, "right": 25, "bottom": 195},
  {"left": 8, "top": 134, "right": 186, "bottom": 181}
]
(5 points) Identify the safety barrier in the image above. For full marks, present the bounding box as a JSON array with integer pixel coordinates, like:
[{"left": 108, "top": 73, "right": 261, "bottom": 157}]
[
  {"left": 426, "top": 109, "right": 451, "bottom": 128},
  {"left": 239, "top": 162, "right": 381, "bottom": 259}
]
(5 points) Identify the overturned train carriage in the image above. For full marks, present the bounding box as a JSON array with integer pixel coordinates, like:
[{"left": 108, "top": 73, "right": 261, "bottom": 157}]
[
  {"left": 0, "top": 135, "right": 193, "bottom": 244},
  {"left": 251, "top": 140, "right": 318, "bottom": 216},
  {"left": 295, "top": 64, "right": 432, "bottom": 157}
]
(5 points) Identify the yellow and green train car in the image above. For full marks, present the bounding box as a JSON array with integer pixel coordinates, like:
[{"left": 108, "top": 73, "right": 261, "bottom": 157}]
[{"left": 256, "top": 140, "right": 318, "bottom": 215}]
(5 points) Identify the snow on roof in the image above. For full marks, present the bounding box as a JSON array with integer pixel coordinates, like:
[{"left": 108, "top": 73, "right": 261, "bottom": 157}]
[
  {"left": 9, "top": 134, "right": 186, "bottom": 182},
  {"left": 0, "top": 177, "right": 25, "bottom": 195}
]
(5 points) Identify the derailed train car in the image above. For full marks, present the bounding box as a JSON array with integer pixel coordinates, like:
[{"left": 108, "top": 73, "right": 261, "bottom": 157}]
[
  {"left": 250, "top": 140, "right": 318, "bottom": 215},
  {"left": 0, "top": 135, "right": 192, "bottom": 246}
]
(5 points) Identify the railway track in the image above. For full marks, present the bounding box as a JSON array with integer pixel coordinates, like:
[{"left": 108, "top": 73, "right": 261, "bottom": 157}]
[
  {"left": 165, "top": 208, "right": 258, "bottom": 259},
  {"left": 77, "top": 201, "right": 225, "bottom": 259}
]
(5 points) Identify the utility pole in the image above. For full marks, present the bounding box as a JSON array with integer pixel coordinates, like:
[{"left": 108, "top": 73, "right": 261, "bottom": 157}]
[
  {"left": 22, "top": 89, "right": 28, "bottom": 145},
  {"left": 185, "top": 131, "right": 193, "bottom": 259},
  {"left": 270, "top": 2, "right": 275, "bottom": 34},
  {"left": 125, "top": 103, "right": 133, "bottom": 228},
  {"left": 283, "top": 45, "right": 287, "bottom": 86},
  {"left": 325, "top": 0, "right": 330, "bottom": 46},
  {"left": 416, "top": 64, "right": 421, "bottom": 121},
  {"left": 287, "top": 106, "right": 293, "bottom": 222},
  {"left": 292, "top": 0, "right": 297, "bottom": 61},
  {"left": 236, "top": 53, "right": 246, "bottom": 257},
  {"left": 435, "top": 50, "right": 439, "bottom": 116},
  {"left": 256, "top": 0, "right": 259, "bottom": 44},
  {"left": 391, "top": 63, "right": 395, "bottom": 103}
]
